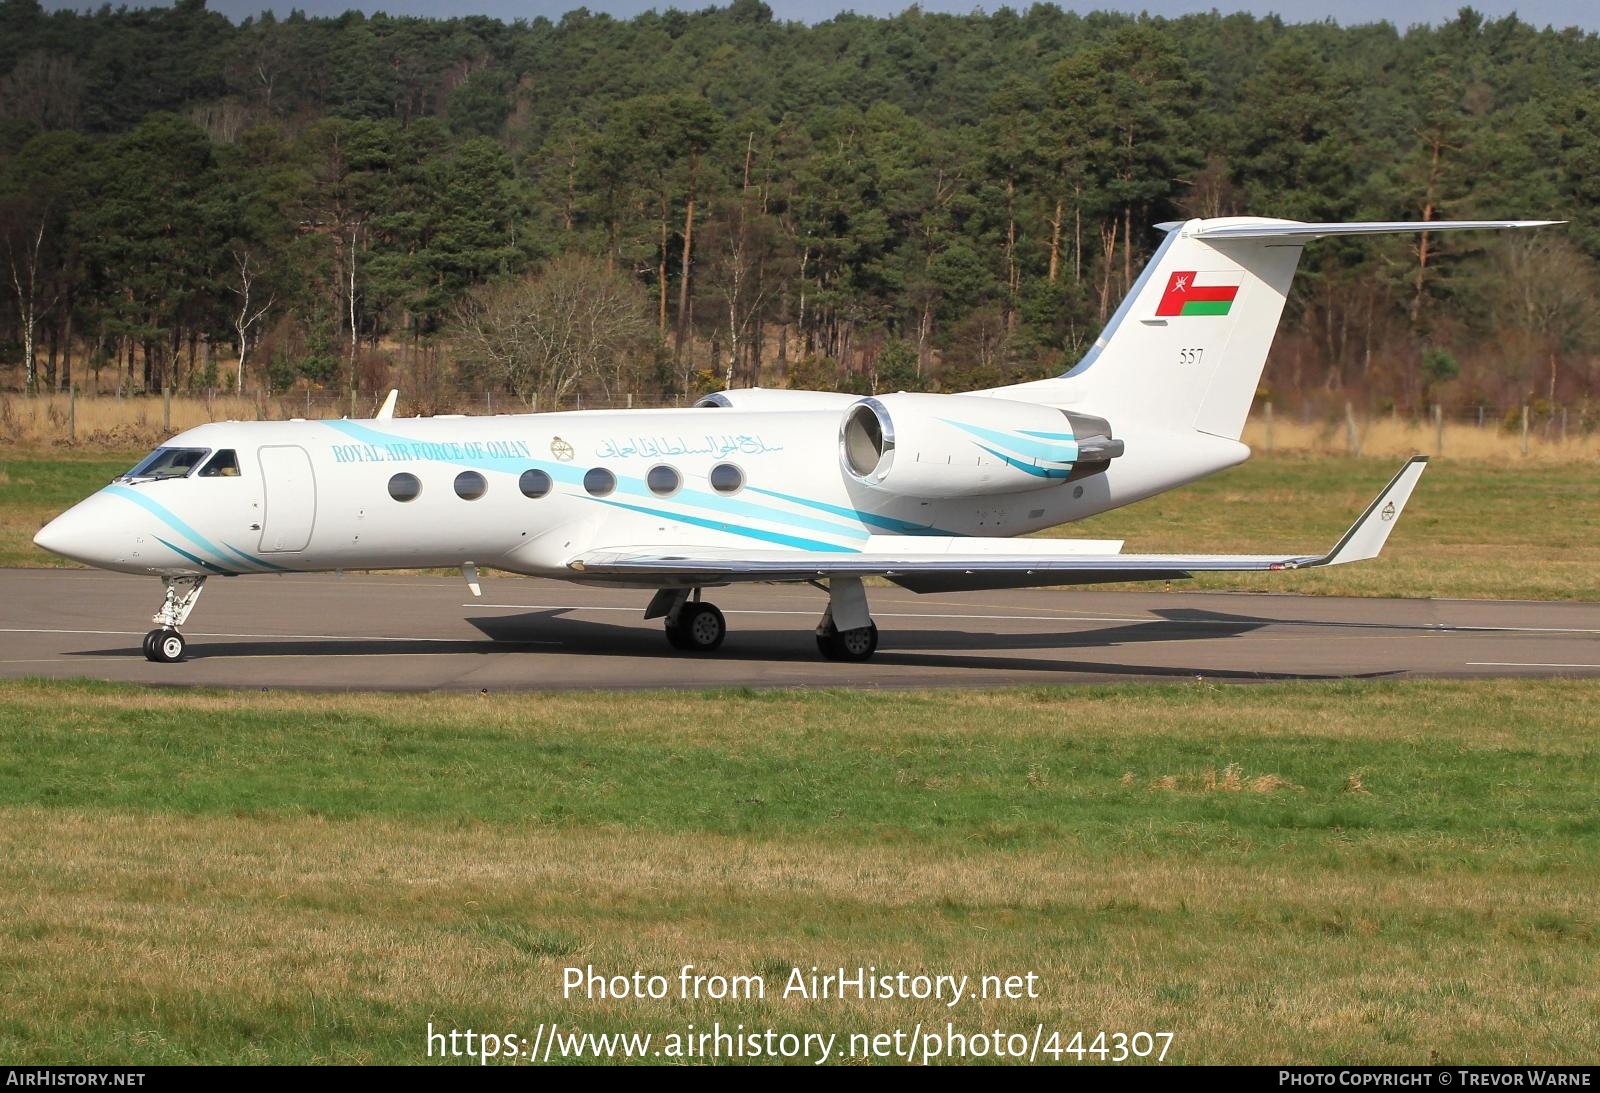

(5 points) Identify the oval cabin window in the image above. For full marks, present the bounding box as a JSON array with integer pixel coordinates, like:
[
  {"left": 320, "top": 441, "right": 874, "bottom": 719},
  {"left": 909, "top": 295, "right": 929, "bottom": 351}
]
[
  {"left": 709, "top": 463, "right": 745, "bottom": 494},
  {"left": 388, "top": 473, "right": 422, "bottom": 502},
  {"left": 519, "top": 469, "right": 553, "bottom": 498}
]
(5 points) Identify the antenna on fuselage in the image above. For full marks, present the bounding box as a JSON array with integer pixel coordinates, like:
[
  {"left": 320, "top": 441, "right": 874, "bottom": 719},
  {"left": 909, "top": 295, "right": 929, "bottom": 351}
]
[{"left": 374, "top": 389, "right": 399, "bottom": 420}]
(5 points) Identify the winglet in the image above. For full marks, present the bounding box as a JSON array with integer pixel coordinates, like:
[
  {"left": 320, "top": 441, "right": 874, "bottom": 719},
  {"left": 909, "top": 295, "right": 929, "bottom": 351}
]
[
  {"left": 1311, "top": 456, "right": 1429, "bottom": 567},
  {"left": 375, "top": 389, "right": 399, "bottom": 420}
]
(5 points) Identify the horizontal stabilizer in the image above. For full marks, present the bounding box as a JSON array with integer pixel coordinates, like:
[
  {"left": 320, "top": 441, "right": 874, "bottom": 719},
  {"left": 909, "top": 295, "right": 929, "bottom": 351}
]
[{"left": 1184, "top": 219, "right": 1561, "bottom": 241}]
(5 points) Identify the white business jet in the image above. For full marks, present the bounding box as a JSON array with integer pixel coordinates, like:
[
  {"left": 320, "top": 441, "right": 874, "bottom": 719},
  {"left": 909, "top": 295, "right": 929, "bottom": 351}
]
[{"left": 35, "top": 217, "right": 1554, "bottom": 663}]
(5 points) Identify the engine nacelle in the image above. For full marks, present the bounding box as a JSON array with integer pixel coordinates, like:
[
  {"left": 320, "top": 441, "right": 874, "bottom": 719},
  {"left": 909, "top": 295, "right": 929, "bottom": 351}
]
[
  {"left": 695, "top": 388, "right": 864, "bottom": 411},
  {"left": 839, "top": 392, "right": 1123, "bottom": 499}
]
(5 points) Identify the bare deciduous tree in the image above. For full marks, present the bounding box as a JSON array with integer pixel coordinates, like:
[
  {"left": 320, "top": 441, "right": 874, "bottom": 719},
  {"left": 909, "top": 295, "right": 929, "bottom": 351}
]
[
  {"left": 1496, "top": 233, "right": 1600, "bottom": 403},
  {"left": 1, "top": 200, "right": 55, "bottom": 394},
  {"left": 0, "top": 52, "right": 84, "bottom": 131},
  {"left": 453, "top": 254, "right": 654, "bottom": 408},
  {"left": 230, "top": 248, "right": 276, "bottom": 393}
]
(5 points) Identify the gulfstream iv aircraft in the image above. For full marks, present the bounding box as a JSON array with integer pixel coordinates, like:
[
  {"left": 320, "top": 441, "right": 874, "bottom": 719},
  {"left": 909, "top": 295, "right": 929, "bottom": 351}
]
[{"left": 36, "top": 217, "right": 1554, "bottom": 663}]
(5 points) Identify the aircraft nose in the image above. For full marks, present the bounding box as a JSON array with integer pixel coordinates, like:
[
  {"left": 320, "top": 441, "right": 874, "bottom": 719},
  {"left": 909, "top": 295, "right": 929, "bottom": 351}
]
[{"left": 34, "top": 493, "right": 120, "bottom": 567}]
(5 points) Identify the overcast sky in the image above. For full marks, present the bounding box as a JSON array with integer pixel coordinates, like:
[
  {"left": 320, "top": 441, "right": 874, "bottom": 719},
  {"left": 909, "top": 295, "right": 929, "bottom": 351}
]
[{"left": 37, "top": 1, "right": 1600, "bottom": 33}]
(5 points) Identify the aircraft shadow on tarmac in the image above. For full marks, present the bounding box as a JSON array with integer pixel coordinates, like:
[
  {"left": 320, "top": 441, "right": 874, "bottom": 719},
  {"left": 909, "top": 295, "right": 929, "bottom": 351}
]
[
  {"left": 66, "top": 607, "right": 1394, "bottom": 683},
  {"left": 456, "top": 607, "right": 1384, "bottom": 682}
]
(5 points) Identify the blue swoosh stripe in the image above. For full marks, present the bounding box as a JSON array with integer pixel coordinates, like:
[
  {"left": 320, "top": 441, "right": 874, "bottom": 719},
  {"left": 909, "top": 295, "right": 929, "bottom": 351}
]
[
  {"left": 942, "top": 419, "right": 1079, "bottom": 464},
  {"left": 642, "top": 485, "right": 869, "bottom": 541},
  {"left": 588, "top": 497, "right": 858, "bottom": 553},
  {"left": 153, "top": 536, "right": 240, "bottom": 576},
  {"left": 219, "top": 542, "right": 295, "bottom": 572},
  {"left": 106, "top": 485, "right": 289, "bottom": 573},
  {"left": 746, "top": 486, "right": 957, "bottom": 537},
  {"left": 975, "top": 444, "right": 1072, "bottom": 479}
]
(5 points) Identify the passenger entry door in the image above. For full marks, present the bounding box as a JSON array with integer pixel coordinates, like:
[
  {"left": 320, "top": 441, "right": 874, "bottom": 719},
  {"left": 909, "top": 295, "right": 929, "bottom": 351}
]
[{"left": 257, "top": 445, "right": 317, "bottom": 552}]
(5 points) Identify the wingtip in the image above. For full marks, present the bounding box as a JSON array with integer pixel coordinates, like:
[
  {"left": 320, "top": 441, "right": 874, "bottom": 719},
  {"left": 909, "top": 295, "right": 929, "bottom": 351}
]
[{"left": 1316, "top": 456, "right": 1430, "bottom": 567}]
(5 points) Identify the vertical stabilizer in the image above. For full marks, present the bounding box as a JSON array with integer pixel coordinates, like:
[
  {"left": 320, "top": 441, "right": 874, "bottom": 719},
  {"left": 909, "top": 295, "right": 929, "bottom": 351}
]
[{"left": 984, "top": 217, "right": 1558, "bottom": 443}]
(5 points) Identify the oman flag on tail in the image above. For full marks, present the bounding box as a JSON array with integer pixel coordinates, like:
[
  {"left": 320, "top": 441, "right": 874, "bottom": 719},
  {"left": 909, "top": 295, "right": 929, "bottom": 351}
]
[{"left": 1156, "top": 271, "right": 1244, "bottom": 317}]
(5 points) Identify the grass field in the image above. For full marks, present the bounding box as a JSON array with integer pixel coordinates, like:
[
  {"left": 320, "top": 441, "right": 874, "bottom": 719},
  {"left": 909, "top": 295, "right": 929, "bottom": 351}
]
[
  {"left": 5, "top": 448, "right": 1596, "bottom": 600},
  {"left": 1058, "top": 453, "right": 1600, "bottom": 600},
  {"left": 0, "top": 451, "right": 133, "bottom": 568},
  {"left": 0, "top": 679, "right": 1594, "bottom": 1065}
]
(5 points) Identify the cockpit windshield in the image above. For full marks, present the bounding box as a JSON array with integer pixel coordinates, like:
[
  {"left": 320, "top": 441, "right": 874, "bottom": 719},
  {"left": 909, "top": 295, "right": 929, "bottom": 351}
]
[{"left": 123, "top": 447, "right": 210, "bottom": 481}]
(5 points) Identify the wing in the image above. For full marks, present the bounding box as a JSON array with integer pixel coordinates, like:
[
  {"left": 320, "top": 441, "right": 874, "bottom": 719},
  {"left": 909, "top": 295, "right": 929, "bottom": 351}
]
[{"left": 567, "top": 457, "right": 1428, "bottom": 593}]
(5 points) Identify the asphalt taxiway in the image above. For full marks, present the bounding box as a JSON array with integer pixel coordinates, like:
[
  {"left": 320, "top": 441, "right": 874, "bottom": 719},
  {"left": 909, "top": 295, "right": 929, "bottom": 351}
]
[{"left": 2, "top": 569, "right": 1598, "bottom": 690}]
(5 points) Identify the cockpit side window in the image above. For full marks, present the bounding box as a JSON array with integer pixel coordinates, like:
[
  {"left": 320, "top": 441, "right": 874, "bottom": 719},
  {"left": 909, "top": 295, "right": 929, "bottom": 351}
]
[
  {"left": 125, "top": 447, "right": 211, "bottom": 480},
  {"left": 198, "top": 450, "right": 241, "bottom": 478}
]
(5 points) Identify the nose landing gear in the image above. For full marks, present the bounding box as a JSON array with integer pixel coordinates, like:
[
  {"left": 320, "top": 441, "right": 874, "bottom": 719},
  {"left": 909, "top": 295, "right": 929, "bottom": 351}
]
[{"left": 142, "top": 576, "right": 206, "bottom": 663}]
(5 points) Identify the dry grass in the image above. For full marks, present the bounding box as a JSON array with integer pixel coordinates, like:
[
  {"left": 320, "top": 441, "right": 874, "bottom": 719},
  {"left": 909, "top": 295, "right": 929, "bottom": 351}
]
[
  {"left": 0, "top": 391, "right": 338, "bottom": 449},
  {"left": 1141, "top": 765, "right": 1301, "bottom": 793},
  {"left": 1241, "top": 413, "right": 1600, "bottom": 463}
]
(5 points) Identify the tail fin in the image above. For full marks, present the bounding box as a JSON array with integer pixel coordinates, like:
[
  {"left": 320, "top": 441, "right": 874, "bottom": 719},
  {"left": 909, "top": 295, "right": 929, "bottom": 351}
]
[{"left": 994, "top": 217, "right": 1558, "bottom": 441}]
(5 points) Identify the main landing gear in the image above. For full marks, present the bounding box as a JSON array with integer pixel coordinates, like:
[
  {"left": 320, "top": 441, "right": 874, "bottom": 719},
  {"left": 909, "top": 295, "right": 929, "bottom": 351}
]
[
  {"left": 142, "top": 576, "right": 206, "bottom": 663},
  {"left": 667, "top": 599, "right": 727, "bottom": 653},
  {"left": 645, "top": 578, "right": 880, "bottom": 661},
  {"left": 816, "top": 619, "right": 879, "bottom": 662},
  {"left": 812, "top": 576, "right": 878, "bottom": 662},
  {"left": 647, "top": 589, "right": 728, "bottom": 653}
]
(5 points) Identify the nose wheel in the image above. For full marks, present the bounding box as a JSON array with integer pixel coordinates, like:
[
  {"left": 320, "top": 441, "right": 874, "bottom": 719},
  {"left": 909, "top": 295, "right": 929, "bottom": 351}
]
[{"left": 143, "top": 628, "right": 187, "bottom": 663}]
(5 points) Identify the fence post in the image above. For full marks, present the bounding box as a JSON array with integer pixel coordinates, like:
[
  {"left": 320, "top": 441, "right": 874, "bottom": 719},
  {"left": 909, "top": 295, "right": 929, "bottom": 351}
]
[
  {"left": 1345, "top": 400, "right": 1359, "bottom": 457},
  {"left": 627, "top": 392, "right": 633, "bottom": 409},
  {"left": 1264, "top": 401, "right": 1274, "bottom": 452},
  {"left": 1433, "top": 403, "right": 1443, "bottom": 458},
  {"left": 68, "top": 385, "right": 76, "bottom": 442},
  {"left": 162, "top": 385, "right": 171, "bottom": 432},
  {"left": 1521, "top": 405, "right": 1530, "bottom": 456}
]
